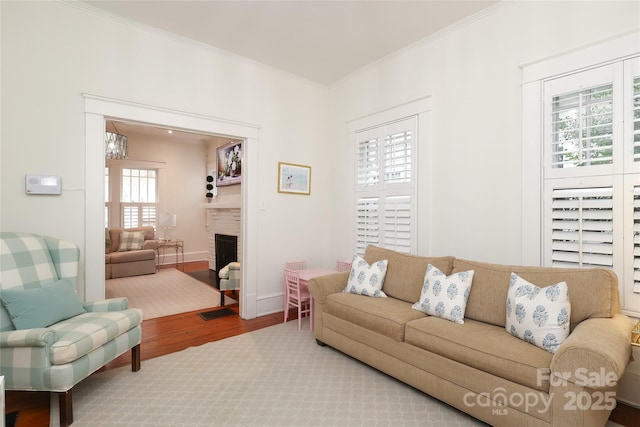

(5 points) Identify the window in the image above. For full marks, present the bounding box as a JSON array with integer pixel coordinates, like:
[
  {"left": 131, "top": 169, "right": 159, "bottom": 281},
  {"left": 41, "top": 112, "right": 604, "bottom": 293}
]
[
  {"left": 355, "top": 117, "right": 416, "bottom": 254},
  {"left": 540, "top": 56, "right": 640, "bottom": 315},
  {"left": 120, "top": 168, "right": 158, "bottom": 229}
]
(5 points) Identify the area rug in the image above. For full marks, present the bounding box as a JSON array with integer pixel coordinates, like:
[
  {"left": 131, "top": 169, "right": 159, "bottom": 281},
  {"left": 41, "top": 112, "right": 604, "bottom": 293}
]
[
  {"left": 50, "top": 321, "right": 485, "bottom": 427},
  {"left": 105, "top": 269, "right": 222, "bottom": 320}
]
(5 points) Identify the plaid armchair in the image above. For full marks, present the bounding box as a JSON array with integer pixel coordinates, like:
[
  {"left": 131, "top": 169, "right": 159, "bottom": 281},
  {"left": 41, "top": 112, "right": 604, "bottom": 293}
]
[
  {"left": 0, "top": 232, "right": 142, "bottom": 426},
  {"left": 218, "top": 262, "right": 240, "bottom": 305}
]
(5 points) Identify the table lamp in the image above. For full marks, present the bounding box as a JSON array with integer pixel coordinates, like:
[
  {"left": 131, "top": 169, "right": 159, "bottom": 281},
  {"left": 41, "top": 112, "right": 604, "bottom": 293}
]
[{"left": 159, "top": 213, "right": 177, "bottom": 241}]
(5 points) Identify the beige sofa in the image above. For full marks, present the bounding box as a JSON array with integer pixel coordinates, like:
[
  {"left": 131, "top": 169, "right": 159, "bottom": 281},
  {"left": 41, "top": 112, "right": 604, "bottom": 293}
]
[
  {"left": 105, "top": 227, "right": 158, "bottom": 279},
  {"left": 308, "top": 245, "right": 634, "bottom": 427}
]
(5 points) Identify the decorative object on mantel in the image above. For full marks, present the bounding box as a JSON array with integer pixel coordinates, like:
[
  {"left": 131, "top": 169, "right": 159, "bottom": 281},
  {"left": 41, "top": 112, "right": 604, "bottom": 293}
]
[
  {"left": 278, "top": 162, "right": 311, "bottom": 195},
  {"left": 159, "top": 213, "right": 177, "bottom": 241},
  {"left": 633, "top": 319, "right": 640, "bottom": 347},
  {"left": 105, "top": 121, "right": 128, "bottom": 160},
  {"left": 206, "top": 174, "right": 216, "bottom": 202},
  {"left": 216, "top": 140, "right": 242, "bottom": 187}
]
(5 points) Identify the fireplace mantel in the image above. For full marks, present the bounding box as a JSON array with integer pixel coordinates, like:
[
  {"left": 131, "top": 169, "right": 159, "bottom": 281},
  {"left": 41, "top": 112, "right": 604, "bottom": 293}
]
[{"left": 202, "top": 196, "right": 241, "bottom": 209}]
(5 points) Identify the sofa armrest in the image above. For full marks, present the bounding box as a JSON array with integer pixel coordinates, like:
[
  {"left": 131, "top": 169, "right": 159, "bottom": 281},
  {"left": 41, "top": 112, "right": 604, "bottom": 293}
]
[
  {"left": 0, "top": 328, "right": 55, "bottom": 347},
  {"left": 551, "top": 314, "right": 634, "bottom": 388},
  {"left": 84, "top": 297, "right": 129, "bottom": 312},
  {"left": 308, "top": 272, "right": 349, "bottom": 304},
  {"left": 143, "top": 239, "right": 159, "bottom": 250}
]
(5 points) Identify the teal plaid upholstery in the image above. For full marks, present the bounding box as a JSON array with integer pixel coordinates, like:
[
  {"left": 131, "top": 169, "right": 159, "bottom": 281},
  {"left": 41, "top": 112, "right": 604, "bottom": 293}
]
[
  {"left": 0, "top": 232, "right": 142, "bottom": 400},
  {"left": 219, "top": 262, "right": 241, "bottom": 291}
]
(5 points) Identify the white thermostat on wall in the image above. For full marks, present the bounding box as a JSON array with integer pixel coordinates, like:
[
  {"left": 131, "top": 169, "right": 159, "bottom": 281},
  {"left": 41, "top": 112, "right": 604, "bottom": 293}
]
[{"left": 25, "top": 174, "right": 62, "bottom": 195}]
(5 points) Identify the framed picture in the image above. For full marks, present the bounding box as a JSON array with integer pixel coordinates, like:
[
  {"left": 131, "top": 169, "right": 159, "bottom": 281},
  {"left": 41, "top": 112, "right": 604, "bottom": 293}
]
[
  {"left": 216, "top": 140, "right": 242, "bottom": 187},
  {"left": 278, "top": 162, "right": 311, "bottom": 195}
]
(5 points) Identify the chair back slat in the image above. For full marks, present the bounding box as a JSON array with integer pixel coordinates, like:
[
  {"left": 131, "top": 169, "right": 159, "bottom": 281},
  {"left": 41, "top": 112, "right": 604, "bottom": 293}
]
[{"left": 285, "top": 261, "right": 307, "bottom": 271}]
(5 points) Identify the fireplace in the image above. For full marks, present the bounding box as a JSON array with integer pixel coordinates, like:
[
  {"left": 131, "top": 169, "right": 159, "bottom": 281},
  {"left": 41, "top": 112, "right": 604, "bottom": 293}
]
[{"left": 215, "top": 233, "right": 238, "bottom": 271}]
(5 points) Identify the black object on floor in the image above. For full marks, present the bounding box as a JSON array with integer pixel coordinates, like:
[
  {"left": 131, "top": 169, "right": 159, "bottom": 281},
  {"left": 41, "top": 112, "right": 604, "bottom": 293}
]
[
  {"left": 186, "top": 269, "right": 218, "bottom": 287},
  {"left": 198, "top": 307, "right": 237, "bottom": 321},
  {"left": 5, "top": 411, "right": 18, "bottom": 427}
]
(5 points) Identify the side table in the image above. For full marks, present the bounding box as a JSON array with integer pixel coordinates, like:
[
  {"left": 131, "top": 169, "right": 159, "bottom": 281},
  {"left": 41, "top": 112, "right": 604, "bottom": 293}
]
[{"left": 156, "top": 239, "right": 184, "bottom": 269}]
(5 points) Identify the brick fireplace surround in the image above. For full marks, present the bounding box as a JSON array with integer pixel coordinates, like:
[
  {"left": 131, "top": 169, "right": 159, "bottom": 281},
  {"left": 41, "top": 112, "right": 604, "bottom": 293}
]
[{"left": 207, "top": 208, "right": 241, "bottom": 271}]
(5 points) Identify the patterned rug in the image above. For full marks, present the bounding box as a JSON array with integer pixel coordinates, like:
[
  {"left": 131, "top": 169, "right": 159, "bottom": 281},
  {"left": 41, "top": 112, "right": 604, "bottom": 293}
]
[
  {"left": 105, "top": 268, "right": 224, "bottom": 320},
  {"left": 50, "top": 320, "right": 486, "bottom": 426}
]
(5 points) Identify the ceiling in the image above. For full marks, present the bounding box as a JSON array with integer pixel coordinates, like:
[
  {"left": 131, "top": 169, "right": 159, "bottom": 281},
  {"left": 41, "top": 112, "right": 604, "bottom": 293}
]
[
  {"left": 84, "top": 0, "right": 499, "bottom": 86},
  {"left": 107, "top": 120, "right": 223, "bottom": 145}
]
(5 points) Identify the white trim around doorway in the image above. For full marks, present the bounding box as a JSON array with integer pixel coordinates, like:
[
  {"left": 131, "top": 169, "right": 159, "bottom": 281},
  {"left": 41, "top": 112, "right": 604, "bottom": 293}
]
[{"left": 84, "top": 94, "right": 260, "bottom": 319}]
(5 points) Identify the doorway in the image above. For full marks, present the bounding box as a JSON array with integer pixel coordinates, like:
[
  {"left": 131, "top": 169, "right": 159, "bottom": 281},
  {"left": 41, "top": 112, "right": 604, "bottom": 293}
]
[{"left": 84, "top": 94, "right": 260, "bottom": 319}]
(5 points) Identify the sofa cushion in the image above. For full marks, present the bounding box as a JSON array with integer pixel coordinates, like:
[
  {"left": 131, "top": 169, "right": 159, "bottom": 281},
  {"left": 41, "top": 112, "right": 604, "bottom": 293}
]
[
  {"left": 107, "top": 249, "right": 156, "bottom": 264},
  {"left": 452, "top": 259, "right": 618, "bottom": 329},
  {"left": 0, "top": 279, "right": 86, "bottom": 329},
  {"left": 49, "top": 308, "right": 143, "bottom": 364},
  {"left": 411, "top": 264, "right": 474, "bottom": 324},
  {"left": 405, "top": 316, "right": 553, "bottom": 392},
  {"left": 506, "top": 274, "right": 571, "bottom": 354},
  {"left": 325, "top": 292, "right": 424, "bottom": 342},
  {"left": 118, "top": 230, "right": 146, "bottom": 251},
  {"left": 363, "top": 245, "right": 455, "bottom": 304},
  {"left": 343, "top": 254, "right": 388, "bottom": 298}
]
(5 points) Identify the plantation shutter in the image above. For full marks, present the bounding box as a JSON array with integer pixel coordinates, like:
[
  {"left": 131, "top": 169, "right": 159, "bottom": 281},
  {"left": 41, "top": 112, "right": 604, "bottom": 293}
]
[
  {"left": 355, "top": 117, "right": 416, "bottom": 255},
  {"left": 383, "top": 194, "right": 412, "bottom": 253},
  {"left": 122, "top": 204, "right": 157, "bottom": 228},
  {"left": 549, "top": 187, "right": 614, "bottom": 268},
  {"left": 122, "top": 205, "right": 139, "bottom": 228},
  {"left": 550, "top": 84, "right": 614, "bottom": 169},
  {"left": 633, "top": 186, "right": 640, "bottom": 293},
  {"left": 634, "top": 76, "right": 640, "bottom": 163},
  {"left": 355, "top": 197, "right": 379, "bottom": 254},
  {"left": 357, "top": 134, "right": 380, "bottom": 187}
]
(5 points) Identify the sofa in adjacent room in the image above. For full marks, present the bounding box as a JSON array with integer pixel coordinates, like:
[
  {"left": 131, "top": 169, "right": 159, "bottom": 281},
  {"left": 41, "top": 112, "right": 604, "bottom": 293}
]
[
  {"left": 105, "top": 226, "right": 158, "bottom": 279},
  {"left": 308, "top": 245, "right": 634, "bottom": 427}
]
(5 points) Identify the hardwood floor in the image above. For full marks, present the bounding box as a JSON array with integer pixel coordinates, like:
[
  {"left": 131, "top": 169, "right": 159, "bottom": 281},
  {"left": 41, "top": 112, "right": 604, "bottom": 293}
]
[{"left": 4, "top": 261, "right": 640, "bottom": 426}]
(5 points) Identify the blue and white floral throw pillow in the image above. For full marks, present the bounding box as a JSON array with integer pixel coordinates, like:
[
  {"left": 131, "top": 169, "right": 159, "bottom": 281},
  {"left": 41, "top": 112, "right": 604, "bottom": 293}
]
[
  {"left": 505, "top": 273, "right": 571, "bottom": 354},
  {"left": 412, "top": 264, "right": 474, "bottom": 324},
  {"left": 343, "top": 254, "right": 388, "bottom": 298}
]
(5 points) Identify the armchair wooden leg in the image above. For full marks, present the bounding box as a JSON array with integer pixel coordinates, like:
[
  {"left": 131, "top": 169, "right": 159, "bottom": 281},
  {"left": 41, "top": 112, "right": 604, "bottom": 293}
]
[
  {"left": 58, "top": 389, "right": 73, "bottom": 426},
  {"left": 131, "top": 344, "right": 141, "bottom": 372}
]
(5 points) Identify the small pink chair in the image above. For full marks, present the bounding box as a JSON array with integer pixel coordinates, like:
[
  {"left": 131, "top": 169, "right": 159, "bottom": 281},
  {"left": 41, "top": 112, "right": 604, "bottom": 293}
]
[
  {"left": 283, "top": 268, "right": 312, "bottom": 330},
  {"left": 285, "top": 260, "right": 307, "bottom": 271},
  {"left": 336, "top": 260, "right": 352, "bottom": 272}
]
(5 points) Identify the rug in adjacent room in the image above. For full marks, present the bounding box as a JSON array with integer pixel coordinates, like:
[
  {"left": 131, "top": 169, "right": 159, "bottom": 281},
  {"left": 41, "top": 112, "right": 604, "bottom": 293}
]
[{"left": 105, "top": 268, "right": 222, "bottom": 320}]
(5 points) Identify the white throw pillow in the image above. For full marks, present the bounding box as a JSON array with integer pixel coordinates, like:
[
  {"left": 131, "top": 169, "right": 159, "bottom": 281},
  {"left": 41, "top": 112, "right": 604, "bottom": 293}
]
[
  {"left": 343, "top": 254, "right": 388, "bottom": 298},
  {"left": 412, "top": 264, "right": 474, "bottom": 324},
  {"left": 505, "top": 273, "right": 571, "bottom": 354}
]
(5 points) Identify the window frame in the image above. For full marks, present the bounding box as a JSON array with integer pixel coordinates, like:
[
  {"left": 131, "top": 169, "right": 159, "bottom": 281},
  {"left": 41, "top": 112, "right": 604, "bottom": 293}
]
[
  {"left": 348, "top": 98, "right": 431, "bottom": 256},
  {"left": 521, "top": 31, "right": 640, "bottom": 317},
  {"left": 105, "top": 160, "right": 165, "bottom": 232}
]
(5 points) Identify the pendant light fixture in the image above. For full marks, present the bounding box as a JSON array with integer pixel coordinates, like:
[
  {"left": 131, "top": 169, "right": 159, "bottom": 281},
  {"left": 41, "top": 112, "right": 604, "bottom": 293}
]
[{"left": 105, "top": 121, "right": 128, "bottom": 160}]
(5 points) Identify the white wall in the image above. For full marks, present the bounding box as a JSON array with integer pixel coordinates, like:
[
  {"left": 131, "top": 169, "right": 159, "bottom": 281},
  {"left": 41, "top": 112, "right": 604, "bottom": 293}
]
[
  {"left": 120, "top": 130, "right": 210, "bottom": 261},
  {"left": 0, "top": 1, "right": 331, "bottom": 315},
  {"left": 328, "top": 1, "right": 640, "bottom": 264}
]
